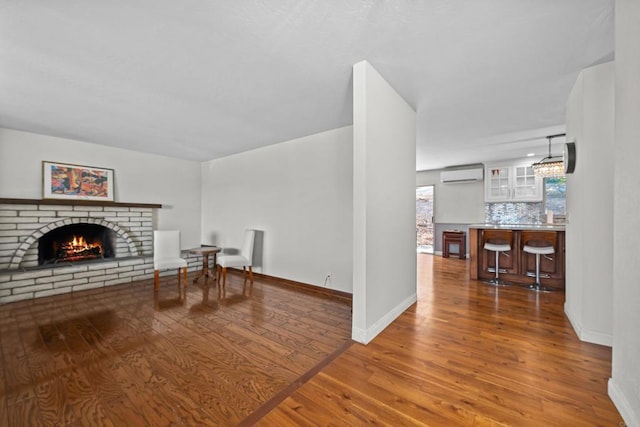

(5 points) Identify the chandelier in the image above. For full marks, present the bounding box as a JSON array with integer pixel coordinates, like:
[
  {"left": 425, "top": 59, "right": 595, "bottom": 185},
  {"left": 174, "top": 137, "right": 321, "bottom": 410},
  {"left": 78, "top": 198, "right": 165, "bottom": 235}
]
[{"left": 531, "top": 134, "right": 565, "bottom": 178}]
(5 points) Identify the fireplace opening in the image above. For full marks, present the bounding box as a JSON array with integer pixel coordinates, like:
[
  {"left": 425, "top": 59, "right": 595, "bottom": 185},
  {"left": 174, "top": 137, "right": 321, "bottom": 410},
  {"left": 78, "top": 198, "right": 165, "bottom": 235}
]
[{"left": 38, "top": 224, "right": 116, "bottom": 265}]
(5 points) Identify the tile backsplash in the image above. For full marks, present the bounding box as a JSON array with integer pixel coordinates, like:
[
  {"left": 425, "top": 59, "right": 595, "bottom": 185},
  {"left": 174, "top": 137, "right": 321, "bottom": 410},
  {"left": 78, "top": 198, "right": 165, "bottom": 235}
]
[{"left": 485, "top": 202, "right": 545, "bottom": 224}]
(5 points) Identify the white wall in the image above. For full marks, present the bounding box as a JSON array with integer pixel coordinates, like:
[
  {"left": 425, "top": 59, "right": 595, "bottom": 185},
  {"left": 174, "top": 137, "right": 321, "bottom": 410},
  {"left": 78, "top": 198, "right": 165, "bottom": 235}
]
[
  {"left": 0, "top": 128, "right": 202, "bottom": 248},
  {"left": 564, "top": 62, "right": 615, "bottom": 347},
  {"left": 200, "top": 126, "right": 353, "bottom": 293},
  {"left": 416, "top": 169, "right": 485, "bottom": 223},
  {"left": 610, "top": 0, "right": 640, "bottom": 424},
  {"left": 352, "top": 60, "right": 417, "bottom": 344}
]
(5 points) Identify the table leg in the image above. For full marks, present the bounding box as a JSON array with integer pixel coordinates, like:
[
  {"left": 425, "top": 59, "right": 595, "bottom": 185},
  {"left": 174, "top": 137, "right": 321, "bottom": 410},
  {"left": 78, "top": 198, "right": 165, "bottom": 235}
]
[{"left": 193, "top": 253, "right": 219, "bottom": 284}]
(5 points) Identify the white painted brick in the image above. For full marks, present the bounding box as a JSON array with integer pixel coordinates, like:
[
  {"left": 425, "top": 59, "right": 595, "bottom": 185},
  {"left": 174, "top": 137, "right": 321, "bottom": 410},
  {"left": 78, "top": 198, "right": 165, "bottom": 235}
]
[
  {"left": 0, "top": 210, "right": 18, "bottom": 216},
  {"left": 0, "top": 250, "right": 14, "bottom": 257},
  {"left": 53, "top": 278, "right": 88, "bottom": 288},
  {"left": 13, "top": 283, "right": 53, "bottom": 294},
  {"left": 1, "top": 204, "right": 36, "bottom": 210},
  {"left": 74, "top": 206, "right": 103, "bottom": 212},
  {"left": 118, "top": 270, "right": 142, "bottom": 279},
  {"left": 73, "top": 270, "right": 106, "bottom": 279},
  {"left": 0, "top": 289, "right": 9, "bottom": 297},
  {"left": 90, "top": 273, "right": 118, "bottom": 283},
  {"left": 0, "top": 224, "right": 17, "bottom": 230},
  {"left": 35, "top": 288, "right": 68, "bottom": 298},
  {"left": 120, "top": 222, "right": 142, "bottom": 227},
  {"left": 0, "top": 243, "right": 17, "bottom": 251},
  {"left": 0, "top": 279, "right": 34, "bottom": 290},
  {"left": 138, "top": 273, "right": 155, "bottom": 280},
  {"left": 105, "top": 277, "right": 131, "bottom": 286},
  {"left": 88, "top": 261, "right": 118, "bottom": 271},
  {"left": 106, "top": 266, "right": 132, "bottom": 274},
  {"left": 117, "top": 211, "right": 141, "bottom": 217},
  {"left": 117, "top": 258, "right": 145, "bottom": 267},
  {"left": 141, "top": 212, "right": 153, "bottom": 217},
  {"left": 64, "top": 211, "right": 92, "bottom": 218},
  {"left": 17, "top": 223, "right": 42, "bottom": 229},
  {"left": 1, "top": 230, "right": 30, "bottom": 237},
  {"left": 89, "top": 212, "right": 108, "bottom": 218},
  {"left": 36, "top": 274, "right": 72, "bottom": 284},
  {"left": 0, "top": 293, "right": 33, "bottom": 304},
  {"left": 0, "top": 217, "right": 33, "bottom": 223},
  {"left": 22, "top": 261, "right": 38, "bottom": 268},
  {"left": 104, "top": 207, "right": 130, "bottom": 212},
  {"left": 72, "top": 282, "right": 105, "bottom": 292},
  {"left": 0, "top": 236, "right": 18, "bottom": 243},
  {"left": 20, "top": 211, "right": 56, "bottom": 217},
  {"left": 141, "top": 221, "right": 153, "bottom": 227},
  {"left": 0, "top": 274, "right": 10, "bottom": 283},
  {"left": 12, "top": 270, "right": 53, "bottom": 280},
  {"left": 39, "top": 205, "right": 73, "bottom": 211},
  {"left": 53, "top": 265, "right": 88, "bottom": 275}
]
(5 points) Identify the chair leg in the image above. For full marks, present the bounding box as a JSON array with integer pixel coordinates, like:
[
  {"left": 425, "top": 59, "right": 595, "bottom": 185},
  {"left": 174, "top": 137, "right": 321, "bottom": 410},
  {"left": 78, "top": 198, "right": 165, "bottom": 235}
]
[
  {"left": 182, "top": 267, "right": 187, "bottom": 288},
  {"left": 222, "top": 267, "right": 227, "bottom": 297},
  {"left": 154, "top": 270, "right": 159, "bottom": 290}
]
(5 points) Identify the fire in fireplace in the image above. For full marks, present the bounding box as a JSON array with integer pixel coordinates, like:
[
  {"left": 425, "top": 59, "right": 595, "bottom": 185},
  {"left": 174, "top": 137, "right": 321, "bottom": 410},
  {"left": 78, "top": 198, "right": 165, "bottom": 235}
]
[{"left": 38, "top": 224, "right": 116, "bottom": 265}]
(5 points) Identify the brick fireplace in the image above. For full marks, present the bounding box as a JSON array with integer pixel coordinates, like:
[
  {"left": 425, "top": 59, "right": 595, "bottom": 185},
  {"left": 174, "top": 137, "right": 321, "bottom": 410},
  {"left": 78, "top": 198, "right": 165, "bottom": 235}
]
[{"left": 0, "top": 199, "right": 201, "bottom": 304}]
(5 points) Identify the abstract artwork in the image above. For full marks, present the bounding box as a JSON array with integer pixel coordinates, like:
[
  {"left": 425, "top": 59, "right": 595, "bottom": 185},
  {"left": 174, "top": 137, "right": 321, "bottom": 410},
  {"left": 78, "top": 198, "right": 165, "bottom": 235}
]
[{"left": 43, "top": 161, "right": 114, "bottom": 201}]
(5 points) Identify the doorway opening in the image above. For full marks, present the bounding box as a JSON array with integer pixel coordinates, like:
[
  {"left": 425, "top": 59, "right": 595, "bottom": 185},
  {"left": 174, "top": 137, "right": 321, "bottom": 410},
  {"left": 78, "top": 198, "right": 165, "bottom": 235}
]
[{"left": 416, "top": 185, "right": 434, "bottom": 254}]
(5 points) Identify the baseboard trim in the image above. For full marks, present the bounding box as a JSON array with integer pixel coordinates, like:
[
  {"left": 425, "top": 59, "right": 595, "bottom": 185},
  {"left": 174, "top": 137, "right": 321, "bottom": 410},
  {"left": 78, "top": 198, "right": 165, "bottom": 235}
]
[
  {"left": 352, "top": 292, "right": 417, "bottom": 344},
  {"left": 608, "top": 377, "right": 639, "bottom": 427},
  {"left": 564, "top": 302, "right": 613, "bottom": 347},
  {"left": 228, "top": 268, "right": 353, "bottom": 302}
]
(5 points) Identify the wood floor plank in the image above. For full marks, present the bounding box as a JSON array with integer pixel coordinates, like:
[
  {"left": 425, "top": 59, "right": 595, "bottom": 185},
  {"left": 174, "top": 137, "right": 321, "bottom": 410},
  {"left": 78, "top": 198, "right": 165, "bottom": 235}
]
[
  {"left": 1, "top": 256, "right": 624, "bottom": 426},
  {"left": 261, "top": 255, "right": 623, "bottom": 426}
]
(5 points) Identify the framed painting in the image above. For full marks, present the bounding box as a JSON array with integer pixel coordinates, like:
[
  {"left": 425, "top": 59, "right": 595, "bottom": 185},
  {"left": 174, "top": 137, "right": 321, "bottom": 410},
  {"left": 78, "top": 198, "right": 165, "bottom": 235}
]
[{"left": 43, "top": 161, "right": 114, "bottom": 201}]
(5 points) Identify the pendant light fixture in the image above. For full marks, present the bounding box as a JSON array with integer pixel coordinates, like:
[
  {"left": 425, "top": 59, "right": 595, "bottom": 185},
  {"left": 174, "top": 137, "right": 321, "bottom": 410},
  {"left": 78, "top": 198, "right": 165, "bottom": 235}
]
[{"left": 531, "top": 133, "right": 566, "bottom": 178}]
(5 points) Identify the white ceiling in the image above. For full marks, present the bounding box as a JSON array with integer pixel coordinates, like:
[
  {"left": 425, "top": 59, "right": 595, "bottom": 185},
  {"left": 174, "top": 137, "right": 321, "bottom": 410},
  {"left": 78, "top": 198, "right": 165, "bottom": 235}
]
[{"left": 0, "top": 1, "right": 613, "bottom": 171}]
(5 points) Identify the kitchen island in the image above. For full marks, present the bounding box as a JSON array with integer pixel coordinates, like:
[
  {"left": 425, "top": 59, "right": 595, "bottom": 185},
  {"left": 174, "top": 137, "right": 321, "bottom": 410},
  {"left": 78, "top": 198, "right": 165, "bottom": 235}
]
[{"left": 469, "top": 224, "right": 566, "bottom": 289}]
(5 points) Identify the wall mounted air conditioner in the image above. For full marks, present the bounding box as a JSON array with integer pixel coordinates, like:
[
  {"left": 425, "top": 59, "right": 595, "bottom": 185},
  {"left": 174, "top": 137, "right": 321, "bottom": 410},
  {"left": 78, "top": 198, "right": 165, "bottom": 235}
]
[{"left": 440, "top": 167, "right": 484, "bottom": 183}]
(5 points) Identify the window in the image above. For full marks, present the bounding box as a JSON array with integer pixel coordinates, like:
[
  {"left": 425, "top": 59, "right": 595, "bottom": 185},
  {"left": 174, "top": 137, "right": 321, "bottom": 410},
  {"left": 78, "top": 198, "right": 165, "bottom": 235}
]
[{"left": 544, "top": 177, "right": 566, "bottom": 216}]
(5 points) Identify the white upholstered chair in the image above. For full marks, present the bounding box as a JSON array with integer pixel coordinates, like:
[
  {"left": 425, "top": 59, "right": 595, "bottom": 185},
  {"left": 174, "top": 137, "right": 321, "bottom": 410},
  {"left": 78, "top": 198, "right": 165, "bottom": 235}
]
[
  {"left": 217, "top": 229, "right": 255, "bottom": 296},
  {"left": 153, "top": 230, "right": 187, "bottom": 290}
]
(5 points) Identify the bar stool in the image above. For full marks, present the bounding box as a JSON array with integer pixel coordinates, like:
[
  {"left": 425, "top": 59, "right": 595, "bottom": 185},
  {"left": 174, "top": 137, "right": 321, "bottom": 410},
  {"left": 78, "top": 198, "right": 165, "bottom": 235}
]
[
  {"left": 482, "top": 230, "right": 512, "bottom": 286},
  {"left": 521, "top": 231, "right": 556, "bottom": 292}
]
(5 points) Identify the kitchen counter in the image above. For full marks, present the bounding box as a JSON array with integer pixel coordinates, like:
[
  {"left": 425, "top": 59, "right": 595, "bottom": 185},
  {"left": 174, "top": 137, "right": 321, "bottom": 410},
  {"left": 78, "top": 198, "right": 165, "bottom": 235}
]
[
  {"left": 469, "top": 225, "right": 566, "bottom": 289},
  {"left": 469, "top": 223, "right": 565, "bottom": 231}
]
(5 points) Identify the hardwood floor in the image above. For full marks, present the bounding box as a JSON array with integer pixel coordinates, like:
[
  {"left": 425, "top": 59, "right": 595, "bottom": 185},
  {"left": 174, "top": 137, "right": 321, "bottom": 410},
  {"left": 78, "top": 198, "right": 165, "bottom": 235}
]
[
  {"left": 0, "top": 271, "right": 352, "bottom": 426},
  {"left": 259, "top": 255, "right": 623, "bottom": 426},
  {"left": 1, "top": 255, "right": 623, "bottom": 426}
]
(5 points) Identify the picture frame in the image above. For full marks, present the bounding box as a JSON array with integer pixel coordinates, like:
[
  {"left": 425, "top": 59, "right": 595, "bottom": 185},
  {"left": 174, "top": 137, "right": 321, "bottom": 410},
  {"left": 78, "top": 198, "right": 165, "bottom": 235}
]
[{"left": 42, "top": 161, "right": 114, "bottom": 201}]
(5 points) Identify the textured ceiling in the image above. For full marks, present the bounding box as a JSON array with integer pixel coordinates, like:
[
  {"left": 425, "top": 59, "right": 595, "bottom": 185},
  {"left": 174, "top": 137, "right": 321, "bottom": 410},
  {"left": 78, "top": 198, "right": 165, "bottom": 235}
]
[{"left": 0, "top": 1, "right": 614, "bottom": 170}]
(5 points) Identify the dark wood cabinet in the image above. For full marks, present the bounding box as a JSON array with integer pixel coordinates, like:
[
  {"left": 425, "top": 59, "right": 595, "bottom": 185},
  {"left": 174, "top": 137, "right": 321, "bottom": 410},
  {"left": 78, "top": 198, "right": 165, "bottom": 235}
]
[
  {"left": 443, "top": 230, "right": 466, "bottom": 259},
  {"left": 479, "top": 229, "right": 518, "bottom": 275},
  {"left": 469, "top": 227, "right": 565, "bottom": 289},
  {"left": 519, "top": 231, "right": 565, "bottom": 281}
]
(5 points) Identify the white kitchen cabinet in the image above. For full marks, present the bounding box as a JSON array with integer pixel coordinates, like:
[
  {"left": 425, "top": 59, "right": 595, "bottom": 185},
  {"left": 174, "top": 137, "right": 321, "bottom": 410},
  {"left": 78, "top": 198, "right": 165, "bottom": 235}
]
[{"left": 485, "top": 162, "right": 543, "bottom": 202}]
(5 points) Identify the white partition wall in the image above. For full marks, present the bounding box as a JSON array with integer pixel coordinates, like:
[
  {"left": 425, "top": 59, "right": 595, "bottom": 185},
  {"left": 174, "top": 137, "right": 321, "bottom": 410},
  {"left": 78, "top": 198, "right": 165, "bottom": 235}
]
[
  {"left": 564, "top": 62, "right": 614, "bottom": 347},
  {"left": 352, "top": 61, "right": 417, "bottom": 344},
  {"left": 610, "top": 0, "right": 640, "bottom": 424}
]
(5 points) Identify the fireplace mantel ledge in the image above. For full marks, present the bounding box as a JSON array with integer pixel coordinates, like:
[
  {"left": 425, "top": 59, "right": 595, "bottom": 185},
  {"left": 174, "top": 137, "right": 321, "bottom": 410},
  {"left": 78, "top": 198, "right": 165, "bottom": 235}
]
[{"left": 0, "top": 198, "right": 162, "bottom": 209}]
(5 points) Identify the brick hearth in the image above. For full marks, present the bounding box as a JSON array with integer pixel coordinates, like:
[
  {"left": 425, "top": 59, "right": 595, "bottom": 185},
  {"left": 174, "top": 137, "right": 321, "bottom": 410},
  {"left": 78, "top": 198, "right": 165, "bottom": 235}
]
[{"left": 0, "top": 200, "right": 202, "bottom": 304}]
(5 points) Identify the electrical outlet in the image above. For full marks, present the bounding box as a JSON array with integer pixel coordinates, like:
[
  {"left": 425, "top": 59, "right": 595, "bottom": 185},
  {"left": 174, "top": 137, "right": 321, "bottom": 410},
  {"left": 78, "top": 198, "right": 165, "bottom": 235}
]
[{"left": 324, "top": 273, "right": 332, "bottom": 287}]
